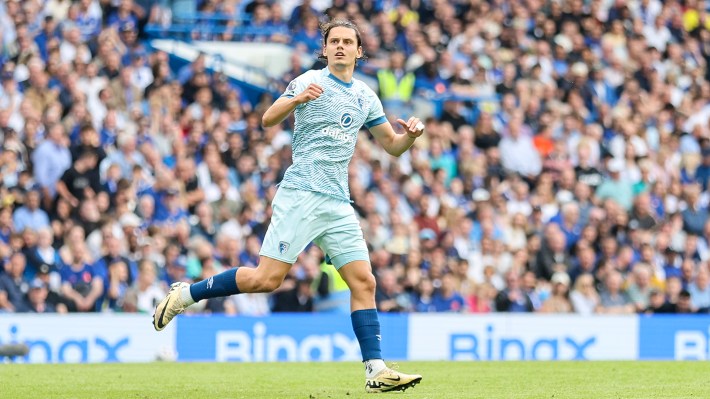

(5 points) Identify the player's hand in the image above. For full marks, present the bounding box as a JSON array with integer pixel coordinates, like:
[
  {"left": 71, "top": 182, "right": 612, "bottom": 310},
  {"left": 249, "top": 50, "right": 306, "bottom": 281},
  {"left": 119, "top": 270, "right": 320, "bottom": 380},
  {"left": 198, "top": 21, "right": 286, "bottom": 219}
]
[
  {"left": 295, "top": 83, "right": 323, "bottom": 104},
  {"left": 397, "top": 117, "right": 425, "bottom": 139}
]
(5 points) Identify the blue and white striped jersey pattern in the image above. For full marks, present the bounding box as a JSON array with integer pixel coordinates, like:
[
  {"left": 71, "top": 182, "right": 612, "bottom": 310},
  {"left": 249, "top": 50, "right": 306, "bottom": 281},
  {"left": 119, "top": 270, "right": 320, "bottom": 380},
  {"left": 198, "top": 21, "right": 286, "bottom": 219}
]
[{"left": 280, "top": 67, "right": 387, "bottom": 201}]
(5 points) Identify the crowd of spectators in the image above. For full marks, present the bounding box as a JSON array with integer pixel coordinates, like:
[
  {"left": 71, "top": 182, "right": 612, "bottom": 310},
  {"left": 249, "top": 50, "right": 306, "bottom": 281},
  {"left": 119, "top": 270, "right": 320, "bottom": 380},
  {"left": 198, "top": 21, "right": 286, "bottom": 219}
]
[{"left": 1, "top": 0, "right": 710, "bottom": 317}]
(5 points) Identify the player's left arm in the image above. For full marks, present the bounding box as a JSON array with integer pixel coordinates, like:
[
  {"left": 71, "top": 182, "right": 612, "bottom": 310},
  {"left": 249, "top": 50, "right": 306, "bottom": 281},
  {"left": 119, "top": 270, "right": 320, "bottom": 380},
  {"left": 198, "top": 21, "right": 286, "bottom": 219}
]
[
  {"left": 369, "top": 117, "right": 424, "bottom": 157},
  {"left": 364, "top": 90, "right": 424, "bottom": 157}
]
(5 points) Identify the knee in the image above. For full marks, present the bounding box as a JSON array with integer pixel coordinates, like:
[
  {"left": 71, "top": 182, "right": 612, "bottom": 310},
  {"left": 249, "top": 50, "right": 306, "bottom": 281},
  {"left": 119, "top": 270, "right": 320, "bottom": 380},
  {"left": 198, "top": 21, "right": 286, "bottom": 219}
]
[{"left": 353, "top": 272, "right": 376, "bottom": 295}]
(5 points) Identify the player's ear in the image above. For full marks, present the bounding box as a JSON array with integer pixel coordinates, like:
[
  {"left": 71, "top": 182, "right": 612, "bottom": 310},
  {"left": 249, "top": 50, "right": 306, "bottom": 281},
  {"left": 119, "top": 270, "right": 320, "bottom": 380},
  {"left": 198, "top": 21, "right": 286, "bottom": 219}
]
[{"left": 357, "top": 47, "right": 363, "bottom": 59}]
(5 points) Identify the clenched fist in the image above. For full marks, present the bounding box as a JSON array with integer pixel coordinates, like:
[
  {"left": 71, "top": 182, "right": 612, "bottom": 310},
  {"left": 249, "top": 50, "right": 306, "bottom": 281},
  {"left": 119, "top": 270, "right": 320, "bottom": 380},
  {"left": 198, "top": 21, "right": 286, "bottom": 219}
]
[{"left": 295, "top": 83, "right": 324, "bottom": 105}]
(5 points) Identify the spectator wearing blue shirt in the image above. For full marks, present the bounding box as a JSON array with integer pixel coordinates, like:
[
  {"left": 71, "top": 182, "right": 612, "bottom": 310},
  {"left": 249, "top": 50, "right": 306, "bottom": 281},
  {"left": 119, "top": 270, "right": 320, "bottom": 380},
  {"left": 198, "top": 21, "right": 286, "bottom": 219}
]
[
  {"left": 431, "top": 274, "right": 465, "bottom": 312},
  {"left": 76, "top": 0, "right": 103, "bottom": 42},
  {"left": 688, "top": 270, "right": 710, "bottom": 311},
  {"left": 238, "top": 234, "right": 262, "bottom": 268},
  {"left": 24, "top": 227, "right": 64, "bottom": 280},
  {"left": 0, "top": 252, "right": 31, "bottom": 312},
  {"left": 550, "top": 202, "right": 583, "bottom": 252},
  {"left": 695, "top": 148, "right": 710, "bottom": 191},
  {"left": 93, "top": 234, "right": 139, "bottom": 289},
  {"left": 107, "top": 0, "right": 139, "bottom": 32},
  {"left": 288, "top": 0, "right": 318, "bottom": 29},
  {"left": 31, "top": 123, "right": 72, "bottom": 200},
  {"left": 0, "top": 206, "right": 12, "bottom": 244},
  {"left": 99, "top": 133, "right": 149, "bottom": 180},
  {"left": 154, "top": 188, "right": 190, "bottom": 229},
  {"left": 12, "top": 189, "right": 50, "bottom": 233},
  {"left": 414, "top": 61, "right": 449, "bottom": 96},
  {"left": 292, "top": 14, "right": 322, "bottom": 55},
  {"left": 61, "top": 247, "right": 103, "bottom": 312},
  {"left": 102, "top": 259, "right": 131, "bottom": 311},
  {"left": 412, "top": 278, "right": 437, "bottom": 312},
  {"left": 681, "top": 184, "right": 708, "bottom": 236},
  {"left": 177, "top": 53, "right": 207, "bottom": 86},
  {"left": 34, "top": 16, "right": 60, "bottom": 62}
]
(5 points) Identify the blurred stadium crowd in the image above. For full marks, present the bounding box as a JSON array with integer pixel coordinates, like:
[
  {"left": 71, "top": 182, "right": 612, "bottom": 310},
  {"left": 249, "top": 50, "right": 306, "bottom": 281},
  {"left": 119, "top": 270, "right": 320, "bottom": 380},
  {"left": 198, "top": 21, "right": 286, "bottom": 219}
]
[{"left": 0, "top": 0, "right": 710, "bottom": 316}]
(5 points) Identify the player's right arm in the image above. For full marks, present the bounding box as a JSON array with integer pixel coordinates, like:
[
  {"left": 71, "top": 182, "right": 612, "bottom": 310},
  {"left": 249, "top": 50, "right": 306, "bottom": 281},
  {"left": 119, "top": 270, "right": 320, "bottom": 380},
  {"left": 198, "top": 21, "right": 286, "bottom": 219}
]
[{"left": 261, "top": 83, "right": 323, "bottom": 127}]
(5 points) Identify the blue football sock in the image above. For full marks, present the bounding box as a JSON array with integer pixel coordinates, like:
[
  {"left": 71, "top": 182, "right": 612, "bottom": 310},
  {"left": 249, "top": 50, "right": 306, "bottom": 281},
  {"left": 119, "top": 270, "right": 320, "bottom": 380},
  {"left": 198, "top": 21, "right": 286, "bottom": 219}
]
[
  {"left": 189, "top": 267, "right": 240, "bottom": 302},
  {"left": 351, "top": 308, "right": 383, "bottom": 361}
]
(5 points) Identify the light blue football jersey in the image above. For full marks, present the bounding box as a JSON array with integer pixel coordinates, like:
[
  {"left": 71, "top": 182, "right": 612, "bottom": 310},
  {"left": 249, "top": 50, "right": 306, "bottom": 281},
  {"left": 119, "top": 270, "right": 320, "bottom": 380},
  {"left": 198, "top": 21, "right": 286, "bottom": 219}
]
[{"left": 279, "top": 67, "right": 387, "bottom": 202}]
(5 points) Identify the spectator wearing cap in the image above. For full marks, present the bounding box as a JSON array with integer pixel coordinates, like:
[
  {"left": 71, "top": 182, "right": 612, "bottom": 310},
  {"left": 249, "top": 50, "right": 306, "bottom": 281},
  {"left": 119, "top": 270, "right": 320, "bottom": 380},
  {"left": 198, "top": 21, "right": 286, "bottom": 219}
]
[
  {"left": 0, "top": 252, "right": 31, "bottom": 312},
  {"left": 540, "top": 272, "right": 573, "bottom": 313},
  {"left": 595, "top": 158, "right": 634, "bottom": 210},
  {"left": 24, "top": 227, "right": 63, "bottom": 280},
  {"left": 32, "top": 261, "right": 70, "bottom": 312},
  {"left": 12, "top": 188, "right": 50, "bottom": 233},
  {"left": 26, "top": 278, "right": 57, "bottom": 313}
]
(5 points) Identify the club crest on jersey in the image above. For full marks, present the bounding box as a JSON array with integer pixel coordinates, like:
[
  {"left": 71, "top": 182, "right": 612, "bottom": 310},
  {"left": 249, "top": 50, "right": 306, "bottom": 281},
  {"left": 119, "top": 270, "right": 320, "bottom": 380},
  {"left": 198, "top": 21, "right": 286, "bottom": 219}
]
[
  {"left": 340, "top": 112, "right": 354, "bottom": 129},
  {"left": 356, "top": 93, "right": 365, "bottom": 108},
  {"left": 278, "top": 241, "right": 290, "bottom": 254}
]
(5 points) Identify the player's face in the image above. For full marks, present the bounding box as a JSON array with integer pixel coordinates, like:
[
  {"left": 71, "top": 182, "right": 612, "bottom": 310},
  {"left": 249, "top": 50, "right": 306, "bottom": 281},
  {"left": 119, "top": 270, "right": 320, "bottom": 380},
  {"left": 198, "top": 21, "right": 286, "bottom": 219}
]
[{"left": 323, "top": 27, "right": 362, "bottom": 69}]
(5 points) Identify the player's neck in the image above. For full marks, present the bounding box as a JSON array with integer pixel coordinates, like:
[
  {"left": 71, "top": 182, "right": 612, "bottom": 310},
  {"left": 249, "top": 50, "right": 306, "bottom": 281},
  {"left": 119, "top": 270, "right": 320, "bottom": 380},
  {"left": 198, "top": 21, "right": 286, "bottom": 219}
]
[{"left": 328, "top": 64, "right": 354, "bottom": 84}]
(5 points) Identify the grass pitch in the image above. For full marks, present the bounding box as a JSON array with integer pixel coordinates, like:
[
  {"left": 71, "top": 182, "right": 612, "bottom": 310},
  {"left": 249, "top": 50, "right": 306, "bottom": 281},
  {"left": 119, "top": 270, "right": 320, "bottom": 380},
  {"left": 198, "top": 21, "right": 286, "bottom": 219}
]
[{"left": 1, "top": 361, "right": 709, "bottom": 399}]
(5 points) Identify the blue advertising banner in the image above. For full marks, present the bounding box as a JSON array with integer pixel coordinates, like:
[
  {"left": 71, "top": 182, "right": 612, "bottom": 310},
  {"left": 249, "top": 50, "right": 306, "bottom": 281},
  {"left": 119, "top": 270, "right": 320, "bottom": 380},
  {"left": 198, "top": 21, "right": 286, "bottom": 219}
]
[
  {"left": 176, "top": 314, "right": 408, "bottom": 362},
  {"left": 0, "top": 315, "right": 176, "bottom": 363},
  {"left": 638, "top": 315, "right": 710, "bottom": 360}
]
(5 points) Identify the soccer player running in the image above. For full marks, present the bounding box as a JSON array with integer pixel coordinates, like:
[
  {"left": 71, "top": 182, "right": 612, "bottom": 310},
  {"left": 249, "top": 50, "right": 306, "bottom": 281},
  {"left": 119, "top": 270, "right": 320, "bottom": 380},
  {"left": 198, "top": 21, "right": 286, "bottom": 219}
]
[{"left": 153, "top": 19, "right": 423, "bottom": 393}]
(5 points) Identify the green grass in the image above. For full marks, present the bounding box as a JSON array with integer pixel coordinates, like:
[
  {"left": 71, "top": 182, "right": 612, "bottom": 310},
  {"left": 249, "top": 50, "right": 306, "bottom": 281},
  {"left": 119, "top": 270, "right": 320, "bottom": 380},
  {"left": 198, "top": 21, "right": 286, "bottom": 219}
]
[{"left": 1, "top": 361, "right": 709, "bottom": 399}]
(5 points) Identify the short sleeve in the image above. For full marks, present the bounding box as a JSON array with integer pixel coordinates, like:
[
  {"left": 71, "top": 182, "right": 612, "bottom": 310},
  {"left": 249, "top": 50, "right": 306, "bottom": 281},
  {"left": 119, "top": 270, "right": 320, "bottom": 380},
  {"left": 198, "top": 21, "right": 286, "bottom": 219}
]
[
  {"left": 364, "top": 89, "right": 387, "bottom": 129},
  {"left": 281, "top": 73, "right": 309, "bottom": 99}
]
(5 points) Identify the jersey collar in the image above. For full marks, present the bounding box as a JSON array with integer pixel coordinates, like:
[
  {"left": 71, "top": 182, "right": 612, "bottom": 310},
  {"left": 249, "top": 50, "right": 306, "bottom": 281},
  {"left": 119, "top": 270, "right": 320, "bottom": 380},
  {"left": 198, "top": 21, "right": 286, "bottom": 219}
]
[{"left": 325, "top": 67, "right": 353, "bottom": 88}]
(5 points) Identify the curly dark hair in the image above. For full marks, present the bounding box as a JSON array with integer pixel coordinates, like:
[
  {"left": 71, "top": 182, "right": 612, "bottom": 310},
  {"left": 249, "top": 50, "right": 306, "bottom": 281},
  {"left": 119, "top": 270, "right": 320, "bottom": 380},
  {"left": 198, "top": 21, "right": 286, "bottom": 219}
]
[{"left": 317, "top": 19, "right": 368, "bottom": 64}]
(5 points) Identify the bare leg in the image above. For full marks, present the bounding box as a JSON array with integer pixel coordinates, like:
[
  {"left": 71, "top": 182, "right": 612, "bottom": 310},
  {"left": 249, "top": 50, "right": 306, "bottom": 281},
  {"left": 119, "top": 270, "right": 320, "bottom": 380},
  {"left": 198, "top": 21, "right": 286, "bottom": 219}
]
[
  {"left": 337, "top": 260, "right": 377, "bottom": 311},
  {"left": 235, "top": 255, "right": 292, "bottom": 293}
]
